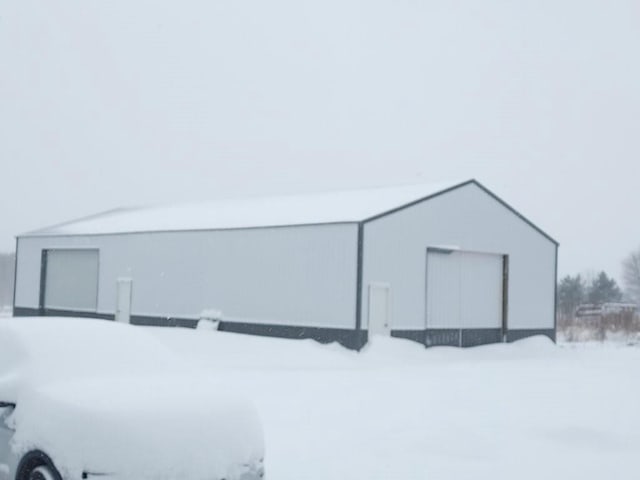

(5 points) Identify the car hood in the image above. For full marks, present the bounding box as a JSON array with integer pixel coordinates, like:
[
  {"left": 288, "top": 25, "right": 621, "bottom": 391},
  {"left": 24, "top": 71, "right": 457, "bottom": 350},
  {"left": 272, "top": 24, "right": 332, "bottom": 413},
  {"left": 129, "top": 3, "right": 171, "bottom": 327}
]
[{"left": 8, "top": 374, "right": 264, "bottom": 480}]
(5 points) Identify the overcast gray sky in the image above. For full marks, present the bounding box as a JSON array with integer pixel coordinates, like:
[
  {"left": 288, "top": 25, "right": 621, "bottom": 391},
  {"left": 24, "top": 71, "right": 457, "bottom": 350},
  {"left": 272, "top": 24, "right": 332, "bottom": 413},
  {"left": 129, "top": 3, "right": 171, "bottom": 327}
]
[{"left": 1, "top": 0, "right": 639, "bottom": 281}]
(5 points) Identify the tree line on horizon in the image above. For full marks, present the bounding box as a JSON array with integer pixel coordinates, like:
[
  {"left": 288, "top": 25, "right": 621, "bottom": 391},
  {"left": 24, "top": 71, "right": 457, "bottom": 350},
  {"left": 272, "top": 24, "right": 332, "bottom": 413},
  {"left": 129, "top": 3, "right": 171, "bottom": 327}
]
[{"left": 558, "top": 246, "right": 640, "bottom": 319}]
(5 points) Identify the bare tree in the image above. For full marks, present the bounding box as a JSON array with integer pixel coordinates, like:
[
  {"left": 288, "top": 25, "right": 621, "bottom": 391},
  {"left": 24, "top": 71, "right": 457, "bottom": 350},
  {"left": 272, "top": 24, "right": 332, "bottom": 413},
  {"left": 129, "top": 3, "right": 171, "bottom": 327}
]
[{"left": 622, "top": 247, "right": 640, "bottom": 305}]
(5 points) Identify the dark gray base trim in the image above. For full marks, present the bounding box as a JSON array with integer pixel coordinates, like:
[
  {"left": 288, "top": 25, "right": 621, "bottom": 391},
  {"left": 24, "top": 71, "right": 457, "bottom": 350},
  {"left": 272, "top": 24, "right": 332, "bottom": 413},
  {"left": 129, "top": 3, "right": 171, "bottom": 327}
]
[
  {"left": 13, "top": 306, "right": 114, "bottom": 320},
  {"left": 391, "top": 329, "right": 425, "bottom": 344},
  {"left": 46, "top": 308, "right": 114, "bottom": 320},
  {"left": 426, "top": 329, "right": 504, "bottom": 348},
  {"left": 11, "top": 307, "right": 366, "bottom": 350},
  {"left": 219, "top": 322, "right": 366, "bottom": 350},
  {"left": 426, "top": 329, "right": 461, "bottom": 347},
  {"left": 130, "top": 315, "right": 198, "bottom": 328},
  {"left": 507, "top": 329, "right": 556, "bottom": 343},
  {"left": 394, "top": 328, "right": 504, "bottom": 348},
  {"left": 13, "top": 306, "right": 40, "bottom": 316},
  {"left": 462, "top": 328, "right": 503, "bottom": 347}
]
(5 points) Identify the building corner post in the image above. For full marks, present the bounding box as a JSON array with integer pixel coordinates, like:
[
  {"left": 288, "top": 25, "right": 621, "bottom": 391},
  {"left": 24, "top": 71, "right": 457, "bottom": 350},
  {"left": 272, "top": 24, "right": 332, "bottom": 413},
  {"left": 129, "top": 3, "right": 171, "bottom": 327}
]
[
  {"left": 553, "top": 244, "right": 559, "bottom": 343},
  {"left": 354, "top": 223, "right": 365, "bottom": 350},
  {"left": 11, "top": 237, "right": 19, "bottom": 315}
]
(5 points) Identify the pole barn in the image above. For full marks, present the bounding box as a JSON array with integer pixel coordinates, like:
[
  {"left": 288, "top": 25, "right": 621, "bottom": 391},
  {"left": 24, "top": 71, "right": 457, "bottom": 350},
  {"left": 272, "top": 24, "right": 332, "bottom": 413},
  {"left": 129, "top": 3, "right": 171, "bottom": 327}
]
[{"left": 12, "top": 180, "right": 557, "bottom": 350}]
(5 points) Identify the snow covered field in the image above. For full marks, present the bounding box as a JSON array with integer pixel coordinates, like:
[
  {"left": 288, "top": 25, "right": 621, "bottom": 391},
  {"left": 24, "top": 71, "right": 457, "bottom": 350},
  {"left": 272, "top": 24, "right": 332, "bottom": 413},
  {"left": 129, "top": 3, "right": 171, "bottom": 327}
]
[{"left": 148, "top": 328, "right": 640, "bottom": 480}]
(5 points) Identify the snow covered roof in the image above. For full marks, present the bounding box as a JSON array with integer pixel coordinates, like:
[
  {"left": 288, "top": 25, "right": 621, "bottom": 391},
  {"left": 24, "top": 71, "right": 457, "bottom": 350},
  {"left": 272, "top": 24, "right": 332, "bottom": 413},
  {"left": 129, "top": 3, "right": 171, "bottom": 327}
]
[
  {"left": 22, "top": 179, "right": 557, "bottom": 244},
  {"left": 25, "top": 179, "right": 474, "bottom": 236}
]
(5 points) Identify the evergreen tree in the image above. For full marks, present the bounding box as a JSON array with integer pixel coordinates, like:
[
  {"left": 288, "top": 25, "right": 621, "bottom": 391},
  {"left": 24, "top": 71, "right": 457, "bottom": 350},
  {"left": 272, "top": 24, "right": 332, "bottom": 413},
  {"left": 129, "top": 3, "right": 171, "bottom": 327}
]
[
  {"left": 557, "top": 275, "right": 585, "bottom": 315},
  {"left": 586, "top": 271, "right": 622, "bottom": 304}
]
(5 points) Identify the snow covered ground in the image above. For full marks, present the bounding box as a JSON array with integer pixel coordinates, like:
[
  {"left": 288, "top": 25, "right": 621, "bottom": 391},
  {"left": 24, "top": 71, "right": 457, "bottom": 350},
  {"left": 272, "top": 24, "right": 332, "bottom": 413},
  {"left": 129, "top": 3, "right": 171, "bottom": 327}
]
[{"left": 147, "top": 328, "right": 640, "bottom": 480}]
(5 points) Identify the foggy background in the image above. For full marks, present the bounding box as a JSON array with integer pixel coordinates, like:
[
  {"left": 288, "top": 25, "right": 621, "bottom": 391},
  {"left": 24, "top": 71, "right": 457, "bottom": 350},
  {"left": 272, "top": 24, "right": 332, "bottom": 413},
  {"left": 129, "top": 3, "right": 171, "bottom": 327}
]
[{"left": 1, "top": 0, "right": 639, "bottom": 301}]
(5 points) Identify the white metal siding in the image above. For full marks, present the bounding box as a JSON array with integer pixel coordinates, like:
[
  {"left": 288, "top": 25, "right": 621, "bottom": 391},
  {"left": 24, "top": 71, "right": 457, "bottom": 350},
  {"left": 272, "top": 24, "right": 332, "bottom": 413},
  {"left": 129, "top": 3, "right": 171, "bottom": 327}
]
[
  {"left": 426, "top": 250, "right": 503, "bottom": 329},
  {"left": 15, "top": 223, "right": 358, "bottom": 329},
  {"left": 459, "top": 251, "right": 503, "bottom": 328},
  {"left": 362, "top": 183, "right": 556, "bottom": 331},
  {"left": 425, "top": 251, "right": 460, "bottom": 328},
  {"left": 44, "top": 249, "right": 99, "bottom": 311}
]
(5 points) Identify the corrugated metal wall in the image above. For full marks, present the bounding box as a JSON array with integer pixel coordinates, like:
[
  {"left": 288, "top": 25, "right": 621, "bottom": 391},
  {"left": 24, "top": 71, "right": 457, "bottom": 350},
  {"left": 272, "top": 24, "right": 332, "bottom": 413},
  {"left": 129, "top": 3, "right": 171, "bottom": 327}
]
[
  {"left": 426, "top": 250, "right": 503, "bottom": 329},
  {"left": 362, "top": 182, "right": 556, "bottom": 332},
  {"left": 15, "top": 223, "right": 359, "bottom": 329},
  {"left": 44, "top": 249, "right": 99, "bottom": 311}
]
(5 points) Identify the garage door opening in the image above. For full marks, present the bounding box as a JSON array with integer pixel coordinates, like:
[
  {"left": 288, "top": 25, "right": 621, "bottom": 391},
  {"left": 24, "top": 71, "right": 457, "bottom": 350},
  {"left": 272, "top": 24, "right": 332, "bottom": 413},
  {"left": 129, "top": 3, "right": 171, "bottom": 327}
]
[
  {"left": 39, "top": 249, "right": 99, "bottom": 314},
  {"left": 426, "top": 248, "right": 507, "bottom": 346}
]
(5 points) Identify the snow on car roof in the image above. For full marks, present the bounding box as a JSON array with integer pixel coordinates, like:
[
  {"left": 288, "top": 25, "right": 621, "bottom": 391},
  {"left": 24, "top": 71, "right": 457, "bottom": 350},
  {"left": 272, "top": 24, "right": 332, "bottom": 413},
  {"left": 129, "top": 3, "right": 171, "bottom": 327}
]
[
  {"left": 0, "top": 318, "right": 264, "bottom": 480},
  {"left": 24, "top": 179, "right": 472, "bottom": 236},
  {"left": 0, "top": 317, "right": 184, "bottom": 401},
  {"left": 10, "top": 376, "right": 263, "bottom": 480}
]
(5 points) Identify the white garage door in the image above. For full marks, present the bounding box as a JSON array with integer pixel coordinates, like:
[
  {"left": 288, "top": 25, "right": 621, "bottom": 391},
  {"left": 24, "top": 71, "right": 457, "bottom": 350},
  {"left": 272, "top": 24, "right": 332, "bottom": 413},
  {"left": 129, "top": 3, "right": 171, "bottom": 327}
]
[
  {"left": 44, "top": 249, "right": 99, "bottom": 311},
  {"left": 426, "top": 249, "right": 503, "bottom": 329}
]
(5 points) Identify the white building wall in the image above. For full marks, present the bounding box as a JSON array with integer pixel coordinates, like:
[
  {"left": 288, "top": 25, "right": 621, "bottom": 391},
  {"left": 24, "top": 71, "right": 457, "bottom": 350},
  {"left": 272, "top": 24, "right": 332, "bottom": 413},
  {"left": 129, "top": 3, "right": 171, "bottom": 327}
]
[
  {"left": 15, "top": 223, "right": 359, "bottom": 329},
  {"left": 361, "top": 183, "right": 556, "bottom": 331}
]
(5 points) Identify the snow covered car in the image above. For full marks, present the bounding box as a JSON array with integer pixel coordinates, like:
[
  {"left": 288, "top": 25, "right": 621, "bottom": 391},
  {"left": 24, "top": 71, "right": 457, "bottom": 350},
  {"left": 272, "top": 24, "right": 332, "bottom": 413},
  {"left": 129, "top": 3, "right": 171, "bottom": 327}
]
[{"left": 0, "top": 318, "right": 264, "bottom": 480}]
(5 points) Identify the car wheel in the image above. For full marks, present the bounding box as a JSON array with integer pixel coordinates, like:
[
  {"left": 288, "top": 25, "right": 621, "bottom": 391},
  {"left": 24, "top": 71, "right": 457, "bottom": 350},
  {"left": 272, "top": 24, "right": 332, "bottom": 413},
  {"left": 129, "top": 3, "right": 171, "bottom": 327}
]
[
  {"left": 16, "top": 451, "right": 62, "bottom": 480},
  {"left": 29, "top": 466, "right": 57, "bottom": 480}
]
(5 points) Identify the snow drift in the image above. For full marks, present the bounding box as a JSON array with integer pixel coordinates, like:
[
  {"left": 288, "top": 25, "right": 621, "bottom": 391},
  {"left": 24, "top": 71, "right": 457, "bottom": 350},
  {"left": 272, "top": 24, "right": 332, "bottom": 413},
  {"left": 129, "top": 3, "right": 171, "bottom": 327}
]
[{"left": 0, "top": 318, "right": 264, "bottom": 480}]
